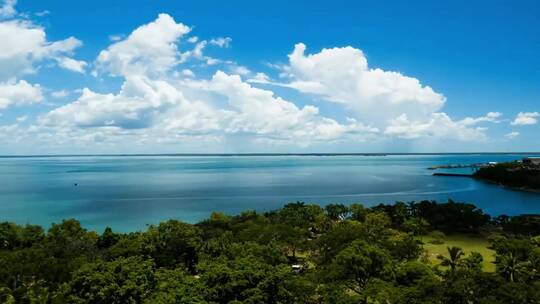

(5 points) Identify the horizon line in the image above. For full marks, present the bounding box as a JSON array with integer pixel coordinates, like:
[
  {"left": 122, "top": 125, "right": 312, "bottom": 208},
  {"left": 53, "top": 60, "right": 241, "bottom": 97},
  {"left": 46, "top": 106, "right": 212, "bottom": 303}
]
[{"left": 1, "top": 152, "right": 540, "bottom": 158}]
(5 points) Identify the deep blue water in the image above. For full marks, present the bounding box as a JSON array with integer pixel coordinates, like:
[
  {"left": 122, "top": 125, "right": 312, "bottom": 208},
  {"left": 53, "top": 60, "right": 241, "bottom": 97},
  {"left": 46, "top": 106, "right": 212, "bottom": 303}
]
[{"left": 0, "top": 154, "right": 539, "bottom": 232}]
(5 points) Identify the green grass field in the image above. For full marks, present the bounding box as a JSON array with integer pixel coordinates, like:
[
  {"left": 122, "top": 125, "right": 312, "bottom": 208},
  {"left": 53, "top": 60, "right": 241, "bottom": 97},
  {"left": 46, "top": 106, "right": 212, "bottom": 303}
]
[{"left": 420, "top": 234, "right": 496, "bottom": 272}]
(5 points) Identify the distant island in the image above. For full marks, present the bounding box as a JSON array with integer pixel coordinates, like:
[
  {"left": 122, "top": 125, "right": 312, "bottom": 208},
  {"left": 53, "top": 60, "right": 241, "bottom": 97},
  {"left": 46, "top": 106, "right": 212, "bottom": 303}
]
[
  {"left": 1, "top": 200, "right": 539, "bottom": 303},
  {"left": 473, "top": 157, "right": 540, "bottom": 191}
]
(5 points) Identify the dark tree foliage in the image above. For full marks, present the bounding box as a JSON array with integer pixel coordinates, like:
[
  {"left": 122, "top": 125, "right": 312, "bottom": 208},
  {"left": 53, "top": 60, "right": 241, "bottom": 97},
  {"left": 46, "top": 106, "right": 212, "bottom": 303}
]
[
  {"left": 498, "top": 215, "right": 540, "bottom": 236},
  {"left": 474, "top": 162, "right": 540, "bottom": 190},
  {"left": 409, "top": 200, "right": 491, "bottom": 233},
  {"left": 0, "top": 200, "right": 538, "bottom": 303}
]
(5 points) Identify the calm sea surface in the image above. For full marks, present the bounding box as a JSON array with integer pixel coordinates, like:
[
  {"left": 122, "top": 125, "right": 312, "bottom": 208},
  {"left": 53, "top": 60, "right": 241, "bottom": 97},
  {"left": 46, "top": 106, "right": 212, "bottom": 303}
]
[{"left": 0, "top": 154, "right": 539, "bottom": 232}]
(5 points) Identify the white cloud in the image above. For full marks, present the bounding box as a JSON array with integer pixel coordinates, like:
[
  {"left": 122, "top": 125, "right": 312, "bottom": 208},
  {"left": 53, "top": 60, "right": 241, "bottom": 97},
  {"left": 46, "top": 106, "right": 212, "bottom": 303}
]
[
  {"left": 209, "top": 37, "right": 231, "bottom": 48},
  {"left": 16, "top": 115, "right": 27, "bottom": 122},
  {"left": 205, "top": 57, "right": 220, "bottom": 65},
  {"left": 459, "top": 111, "right": 502, "bottom": 126},
  {"left": 282, "top": 43, "right": 446, "bottom": 125},
  {"left": 179, "top": 39, "right": 222, "bottom": 65},
  {"left": 229, "top": 65, "right": 250, "bottom": 76},
  {"left": 34, "top": 10, "right": 50, "bottom": 17},
  {"left": 40, "top": 70, "right": 378, "bottom": 146},
  {"left": 384, "top": 112, "right": 490, "bottom": 141},
  {"left": 276, "top": 43, "right": 505, "bottom": 142},
  {"left": 96, "top": 13, "right": 191, "bottom": 77},
  {"left": 0, "top": 79, "right": 43, "bottom": 109},
  {"left": 40, "top": 76, "right": 187, "bottom": 129},
  {"left": 181, "top": 69, "right": 195, "bottom": 77},
  {"left": 108, "top": 34, "right": 123, "bottom": 42},
  {"left": 57, "top": 57, "right": 87, "bottom": 73},
  {"left": 504, "top": 131, "right": 519, "bottom": 139},
  {"left": 511, "top": 112, "right": 539, "bottom": 126},
  {"left": 0, "top": 19, "right": 84, "bottom": 79},
  {"left": 51, "top": 90, "right": 69, "bottom": 98},
  {"left": 191, "top": 40, "right": 206, "bottom": 59},
  {"left": 0, "top": 0, "right": 16, "bottom": 18},
  {"left": 5, "top": 13, "right": 507, "bottom": 150},
  {"left": 207, "top": 71, "right": 377, "bottom": 143},
  {"left": 247, "top": 72, "right": 271, "bottom": 84},
  {"left": 187, "top": 36, "right": 198, "bottom": 43}
]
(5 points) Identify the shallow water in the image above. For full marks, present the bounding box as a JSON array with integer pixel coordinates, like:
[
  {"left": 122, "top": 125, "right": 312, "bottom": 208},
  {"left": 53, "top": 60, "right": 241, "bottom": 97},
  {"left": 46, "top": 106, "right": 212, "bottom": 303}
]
[{"left": 0, "top": 154, "right": 538, "bottom": 232}]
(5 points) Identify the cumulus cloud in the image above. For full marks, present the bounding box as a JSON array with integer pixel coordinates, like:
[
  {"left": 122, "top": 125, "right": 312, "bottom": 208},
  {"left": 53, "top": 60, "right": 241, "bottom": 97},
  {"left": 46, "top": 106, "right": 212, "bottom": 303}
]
[
  {"left": 40, "top": 70, "right": 377, "bottom": 146},
  {"left": 40, "top": 14, "right": 378, "bottom": 146},
  {"left": 282, "top": 43, "right": 446, "bottom": 124},
  {"left": 0, "top": 19, "right": 84, "bottom": 79},
  {"left": 273, "top": 43, "right": 503, "bottom": 141},
  {"left": 511, "top": 112, "right": 539, "bottom": 126},
  {"left": 96, "top": 13, "right": 191, "bottom": 77},
  {"left": 41, "top": 76, "right": 188, "bottom": 129},
  {"left": 0, "top": 79, "right": 43, "bottom": 109},
  {"left": 207, "top": 71, "right": 377, "bottom": 143},
  {"left": 5, "top": 12, "right": 507, "bottom": 151}
]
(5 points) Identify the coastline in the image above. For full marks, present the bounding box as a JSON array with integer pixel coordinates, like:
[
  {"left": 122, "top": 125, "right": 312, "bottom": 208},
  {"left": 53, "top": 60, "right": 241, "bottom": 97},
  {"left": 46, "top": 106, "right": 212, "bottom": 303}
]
[{"left": 473, "top": 177, "right": 540, "bottom": 194}]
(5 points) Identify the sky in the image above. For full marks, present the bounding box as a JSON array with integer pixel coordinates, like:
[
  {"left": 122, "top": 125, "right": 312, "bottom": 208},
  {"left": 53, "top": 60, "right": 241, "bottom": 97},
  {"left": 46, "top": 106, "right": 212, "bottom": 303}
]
[{"left": 0, "top": 0, "right": 539, "bottom": 154}]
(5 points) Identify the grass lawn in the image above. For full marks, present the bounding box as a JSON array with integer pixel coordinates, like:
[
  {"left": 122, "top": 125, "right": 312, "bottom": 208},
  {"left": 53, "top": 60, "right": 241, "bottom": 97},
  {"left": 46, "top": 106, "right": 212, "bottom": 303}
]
[{"left": 420, "top": 234, "right": 496, "bottom": 272}]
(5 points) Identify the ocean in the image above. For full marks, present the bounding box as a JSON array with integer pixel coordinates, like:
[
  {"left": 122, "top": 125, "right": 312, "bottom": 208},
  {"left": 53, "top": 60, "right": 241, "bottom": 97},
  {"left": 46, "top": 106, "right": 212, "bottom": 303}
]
[{"left": 0, "top": 154, "right": 538, "bottom": 232}]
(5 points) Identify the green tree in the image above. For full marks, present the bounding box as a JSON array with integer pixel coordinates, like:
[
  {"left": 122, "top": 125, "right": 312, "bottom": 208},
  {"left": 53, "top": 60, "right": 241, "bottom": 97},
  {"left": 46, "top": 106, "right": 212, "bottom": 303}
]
[
  {"left": 360, "top": 212, "right": 392, "bottom": 243},
  {"left": 65, "top": 256, "right": 154, "bottom": 304},
  {"left": 144, "top": 268, "right": 206, "bottom": 304},
  {"left": 350, "top": 203, "right": 368, "bottom": 222},
  {"left": 330, "top": 240, "right": 393, "bottom": 297},
  {"left": 98, "top": 227, "right": 119, "bottom": 249},
  {"left": 495, "top": 252, "right": 530, "bottom": 282},
  {"left": 461, "top": 251, "right": 484, "bottom": 272},
  {"left": 146, "top": 220, "right": 202, "bottom": 272},
  {"left": 438, "top": 246, "right": 464, "bottom": 271},
  {"left": 324, "top": 204, "right": 350, "bottom": 221},
  {"left": 403, "top": 217, "right": 430, "bottom": 238},
  {"left": 314, "top": 220, "right": 364, "bottom": 265}
]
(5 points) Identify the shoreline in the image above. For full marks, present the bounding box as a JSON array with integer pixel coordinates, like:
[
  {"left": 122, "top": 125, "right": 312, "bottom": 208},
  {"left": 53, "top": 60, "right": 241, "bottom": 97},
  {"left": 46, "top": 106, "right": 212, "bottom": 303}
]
[{"left": 473, "top": 177, "right": 540, "bottom": 194}]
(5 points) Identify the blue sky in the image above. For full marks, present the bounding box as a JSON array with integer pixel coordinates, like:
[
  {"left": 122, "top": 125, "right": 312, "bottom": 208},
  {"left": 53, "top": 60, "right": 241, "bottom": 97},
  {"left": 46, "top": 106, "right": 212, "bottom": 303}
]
[{"left": 0, "top": 0, "right": 538, "bottom": 154}]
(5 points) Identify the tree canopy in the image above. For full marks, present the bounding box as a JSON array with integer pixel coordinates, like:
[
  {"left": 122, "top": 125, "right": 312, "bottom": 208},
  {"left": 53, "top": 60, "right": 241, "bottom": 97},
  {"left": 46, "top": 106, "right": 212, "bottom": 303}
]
[{"left": 0, "top": 199, "right": 538, "bottom": 303}]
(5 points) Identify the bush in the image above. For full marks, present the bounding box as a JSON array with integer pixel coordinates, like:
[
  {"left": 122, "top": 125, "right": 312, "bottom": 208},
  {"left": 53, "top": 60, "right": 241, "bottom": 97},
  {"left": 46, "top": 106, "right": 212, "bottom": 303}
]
[{"left": 429, "top": 231, "right": 446, "bottom": 244}]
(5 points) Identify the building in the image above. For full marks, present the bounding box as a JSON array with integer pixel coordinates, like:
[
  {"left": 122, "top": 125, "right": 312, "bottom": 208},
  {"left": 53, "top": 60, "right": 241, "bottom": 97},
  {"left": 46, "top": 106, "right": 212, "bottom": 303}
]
[{"left": 523, "top": 157, "right": 540, "bottom": 165}]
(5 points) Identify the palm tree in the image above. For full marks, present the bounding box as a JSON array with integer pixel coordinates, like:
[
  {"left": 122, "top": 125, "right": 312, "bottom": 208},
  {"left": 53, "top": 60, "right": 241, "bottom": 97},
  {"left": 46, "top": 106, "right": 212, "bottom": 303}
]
[
  {"left": 495, "top": 252, "right": 531, "bottom": 282},
  {"left": 438, "top": 246, "right": 464, "bottom": 271}
]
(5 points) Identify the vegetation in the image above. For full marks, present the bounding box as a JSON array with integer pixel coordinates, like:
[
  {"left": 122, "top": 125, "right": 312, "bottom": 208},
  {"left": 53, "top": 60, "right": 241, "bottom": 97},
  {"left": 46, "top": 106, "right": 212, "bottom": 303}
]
[
  {"left": 0, "top": 200, "right": 539, "bottom": 303},
  {"left": 422, "top": 233, "right": 496, "bottom": 272},
  {"left": 474, "top": 162, "right": 540, "bottom": 190}
]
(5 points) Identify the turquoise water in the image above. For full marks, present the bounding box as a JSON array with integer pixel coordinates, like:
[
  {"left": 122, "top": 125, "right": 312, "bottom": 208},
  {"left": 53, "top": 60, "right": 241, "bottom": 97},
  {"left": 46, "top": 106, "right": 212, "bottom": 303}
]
[{"left": 0, "top": 154, "right": 539, "bottom": 232}]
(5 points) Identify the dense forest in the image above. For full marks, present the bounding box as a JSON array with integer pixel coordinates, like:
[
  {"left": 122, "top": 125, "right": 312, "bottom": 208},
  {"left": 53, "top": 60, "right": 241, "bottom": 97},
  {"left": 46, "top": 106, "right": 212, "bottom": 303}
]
[
  {"left": 474, "top": 162, "right": 540, "bottom": 190},
  {"left": 1, "top": 200, "right": 539, "bottom": 303}
]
